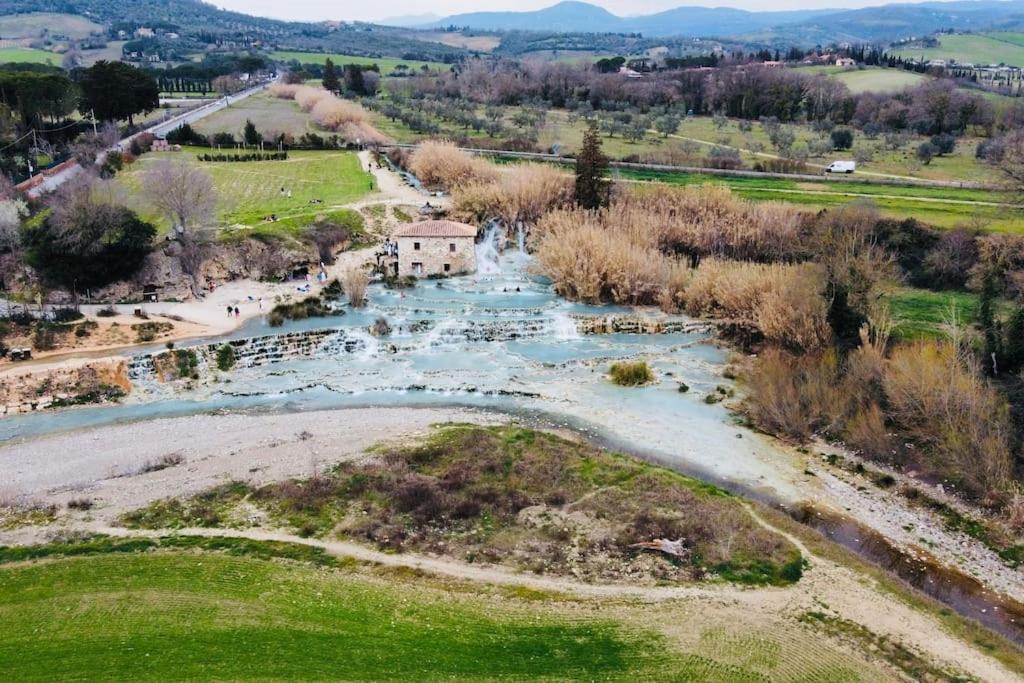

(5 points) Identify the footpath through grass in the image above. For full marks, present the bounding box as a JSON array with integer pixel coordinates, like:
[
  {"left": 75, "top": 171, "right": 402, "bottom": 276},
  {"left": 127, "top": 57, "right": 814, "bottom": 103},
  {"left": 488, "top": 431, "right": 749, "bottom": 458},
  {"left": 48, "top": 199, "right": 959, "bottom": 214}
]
[{"left": 0, "top": 550, "right": 669, "bottom": 680}]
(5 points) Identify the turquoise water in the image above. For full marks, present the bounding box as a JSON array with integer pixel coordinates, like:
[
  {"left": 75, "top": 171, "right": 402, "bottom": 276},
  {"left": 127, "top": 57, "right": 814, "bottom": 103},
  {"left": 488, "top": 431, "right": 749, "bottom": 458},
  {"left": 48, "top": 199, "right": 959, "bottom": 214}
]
[{"left": 2, "top": 254, "right": 803, "bottom": 500}]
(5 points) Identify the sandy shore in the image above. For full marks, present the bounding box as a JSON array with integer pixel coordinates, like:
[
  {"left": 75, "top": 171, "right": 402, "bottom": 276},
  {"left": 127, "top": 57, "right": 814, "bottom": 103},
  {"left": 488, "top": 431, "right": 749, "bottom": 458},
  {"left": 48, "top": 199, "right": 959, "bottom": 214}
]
[{"left": 0, "top": 406, "right": 499, "bottom": 528}]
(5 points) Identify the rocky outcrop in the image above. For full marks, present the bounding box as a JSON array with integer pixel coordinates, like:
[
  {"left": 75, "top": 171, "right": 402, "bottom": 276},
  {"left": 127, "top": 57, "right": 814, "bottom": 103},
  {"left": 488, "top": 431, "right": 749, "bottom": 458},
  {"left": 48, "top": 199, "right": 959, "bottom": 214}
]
[
  {"left": 0, "top": 360, "right": 130, "bottom": 416},
  {"left": 85, "top": 239, "right": 322, "bottom": 304}
]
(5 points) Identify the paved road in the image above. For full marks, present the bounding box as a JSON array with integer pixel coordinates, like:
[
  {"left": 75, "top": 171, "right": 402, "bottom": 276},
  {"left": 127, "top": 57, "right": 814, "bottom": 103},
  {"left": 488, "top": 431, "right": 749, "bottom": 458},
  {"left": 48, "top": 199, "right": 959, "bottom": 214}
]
[{"left": 26, "top": 79, "right": 275, "bottom": 198}]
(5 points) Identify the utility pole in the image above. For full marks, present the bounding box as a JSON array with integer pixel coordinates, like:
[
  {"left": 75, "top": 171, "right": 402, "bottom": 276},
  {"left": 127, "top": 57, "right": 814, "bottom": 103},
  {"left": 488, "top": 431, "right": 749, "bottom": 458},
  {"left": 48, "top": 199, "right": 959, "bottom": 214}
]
[{"left": 90, "top": 109, "right": 98, "bottom": 135}]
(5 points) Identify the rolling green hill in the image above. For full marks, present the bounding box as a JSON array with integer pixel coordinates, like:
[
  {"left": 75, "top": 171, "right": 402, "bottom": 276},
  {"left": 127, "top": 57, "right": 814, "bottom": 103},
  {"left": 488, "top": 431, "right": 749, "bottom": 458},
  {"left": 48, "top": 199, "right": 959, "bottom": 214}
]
[{"left": 892, "top": 32, "right": 1024, "bottom": 66}]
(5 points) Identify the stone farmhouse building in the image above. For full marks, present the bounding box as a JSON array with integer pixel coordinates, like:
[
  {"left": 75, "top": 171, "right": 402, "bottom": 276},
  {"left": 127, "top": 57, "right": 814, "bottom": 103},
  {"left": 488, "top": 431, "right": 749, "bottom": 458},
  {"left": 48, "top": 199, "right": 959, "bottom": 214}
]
[{"left": 394, "top": 220, "right": 478, "bottom": 277}]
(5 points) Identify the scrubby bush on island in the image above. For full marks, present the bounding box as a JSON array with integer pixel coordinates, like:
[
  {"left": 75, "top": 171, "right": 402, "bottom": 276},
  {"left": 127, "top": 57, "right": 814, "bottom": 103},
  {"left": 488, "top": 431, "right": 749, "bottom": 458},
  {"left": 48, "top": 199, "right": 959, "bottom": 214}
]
[{"left": 609, "top": 361, "right": 654, "bottom": 386}]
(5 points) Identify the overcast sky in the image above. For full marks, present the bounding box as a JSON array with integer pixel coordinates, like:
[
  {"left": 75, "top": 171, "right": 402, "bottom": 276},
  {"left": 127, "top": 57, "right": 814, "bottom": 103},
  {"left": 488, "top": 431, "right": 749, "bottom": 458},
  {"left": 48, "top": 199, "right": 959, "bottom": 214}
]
[{"left": 212, "top": 0, "right": 920, "bottom": 23}]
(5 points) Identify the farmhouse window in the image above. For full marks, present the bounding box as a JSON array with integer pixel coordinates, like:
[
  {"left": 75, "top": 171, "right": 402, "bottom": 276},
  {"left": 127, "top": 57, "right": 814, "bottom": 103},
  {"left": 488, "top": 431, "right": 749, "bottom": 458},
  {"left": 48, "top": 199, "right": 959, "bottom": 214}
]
[
  {"left": 412, "top": 262, "right": 423, "bottom": 274},
  {"left": 444, "top": 263, "right": 451, "bottom": 272},
  {"left": 413, "top": 242, "right": 421, "bottom": 250},
  {"left": 449, "top": 242, "right": 456, "bottom": 252}
]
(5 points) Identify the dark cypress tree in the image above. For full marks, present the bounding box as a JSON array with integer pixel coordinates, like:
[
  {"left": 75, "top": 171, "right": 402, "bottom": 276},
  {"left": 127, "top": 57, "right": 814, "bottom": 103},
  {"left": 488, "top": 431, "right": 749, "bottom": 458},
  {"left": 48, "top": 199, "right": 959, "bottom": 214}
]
[
  {"left": 979, "top": 270, "right": 1002, "bottom": 374},
  {"left": 322, "top": 58, "right": 341, "bottom": 93},
  {"left": 1003, "top": 307, "right": 1024, "bottom": 373},
  {"left": 243, "top": 119, "right": 262, "bottom": 147},
  {"left": 575, "top": 123, "right": 610, "bottom": 210}
]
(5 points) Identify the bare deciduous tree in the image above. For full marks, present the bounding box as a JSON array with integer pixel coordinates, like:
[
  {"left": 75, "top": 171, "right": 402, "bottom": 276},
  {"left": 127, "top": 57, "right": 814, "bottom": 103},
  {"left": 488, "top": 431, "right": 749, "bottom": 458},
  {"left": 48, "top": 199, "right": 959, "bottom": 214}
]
[
  {"left": 142, "top": 160, "right": 217, "bottom": 295},
  {"left": 142, "top": 159, "right": 217, "bottom": 235},
  {"left": 997, "top": 130, "right": 1024, "bottom": 197}
]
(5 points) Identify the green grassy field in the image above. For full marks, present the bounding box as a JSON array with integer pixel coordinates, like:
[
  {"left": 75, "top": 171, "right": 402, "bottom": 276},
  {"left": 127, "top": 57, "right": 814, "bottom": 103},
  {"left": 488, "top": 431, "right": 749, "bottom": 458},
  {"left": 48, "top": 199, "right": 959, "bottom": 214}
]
[
  {"left": 616, "top": 167, "right": 1024, "bottom": 232},
  {"left": 886, "top": 287, "right": 980, "bottom": 339},
  {"left": 892, "top": 33, "right": 1024, "bottom": 67},
  {"left": 796, "top": 66, "right": 932, "bottom": 93},
  {"left": 0, "top": 536, "right": 934, "bottom": 681},
  {"left": 117, "top": 148, "right": 373, "bottom": 237},
  {"left": 0, "top": 12, "right": 103, "bottom": 39},
  {"left": 0, "top": 551, "right": 672, "bottom": 680},
  {"left": 0, "top": 47, "right": 58, "bottom": 64},
  {"left": 269, "top": 50, "right": 449, "bottom": 74}
]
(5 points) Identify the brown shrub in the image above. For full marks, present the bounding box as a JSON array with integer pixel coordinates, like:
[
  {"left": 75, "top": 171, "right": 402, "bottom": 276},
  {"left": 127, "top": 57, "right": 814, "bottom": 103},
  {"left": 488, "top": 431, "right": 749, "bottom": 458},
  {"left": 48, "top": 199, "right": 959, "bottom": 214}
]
[
  {"left": 310, "top": 96, "right": 367, "bottom": 128},
  {"left": 293, "top": 85, "right": 332, "bottom": 112},
  {"left": 409, "top": 140, "right": 498, "bottom": 190},
  {"left": 270, "top": 85, "right": 387, "bottom": 144},
  {"left": 843, "top": 404, "right": 892, "bottom": 459},
  {"left": 451, "top": 163, "right": 574, "bottom": 227},
  {"left": 343, "top": 267, "right": 370, "bottom": 307},
  {"left": 742, "top": 349, "right": 841, "bottom": 440},
  {"left": 532, "top": 208, "right": 665, "bottom": 304},
  {"left": 623, "top": 185, "right": 804, "bottom": 262},
  {"left": 268, "top": 83, "right": 301, "bottom": 99},
  {"left": 684, "top": 259, "right": 831, "bottom": 350},
  {"left": 883, "top": 342, "right": 1013, "bottom": 499}
]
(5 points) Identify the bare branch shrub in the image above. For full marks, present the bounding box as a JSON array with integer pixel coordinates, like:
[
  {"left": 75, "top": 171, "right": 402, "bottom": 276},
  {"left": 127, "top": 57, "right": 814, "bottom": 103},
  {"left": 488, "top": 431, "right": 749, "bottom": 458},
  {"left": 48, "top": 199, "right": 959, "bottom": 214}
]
[{"left": 883, "top": 342, "right": 1013, "bottom": 500}]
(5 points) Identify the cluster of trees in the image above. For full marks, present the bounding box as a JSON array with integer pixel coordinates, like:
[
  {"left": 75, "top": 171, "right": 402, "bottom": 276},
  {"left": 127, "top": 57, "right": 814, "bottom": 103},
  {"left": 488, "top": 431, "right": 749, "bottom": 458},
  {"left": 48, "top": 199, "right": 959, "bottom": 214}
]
[
  {"left": 390, "top": 60, "right": 1002, "bottom": 139},
  {"left": 0, "top": 60, "right": 160, "bottom": 181},
  {"left": 150, "top": 54, "right": 268, "bottom": 95}
]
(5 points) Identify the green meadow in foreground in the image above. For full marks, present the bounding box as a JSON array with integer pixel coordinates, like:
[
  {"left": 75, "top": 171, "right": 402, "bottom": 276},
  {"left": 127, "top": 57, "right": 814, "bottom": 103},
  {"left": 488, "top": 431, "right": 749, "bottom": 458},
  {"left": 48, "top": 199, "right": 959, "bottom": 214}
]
[{"left": 0, "top": 552, "right": 667, "bottom": 680}]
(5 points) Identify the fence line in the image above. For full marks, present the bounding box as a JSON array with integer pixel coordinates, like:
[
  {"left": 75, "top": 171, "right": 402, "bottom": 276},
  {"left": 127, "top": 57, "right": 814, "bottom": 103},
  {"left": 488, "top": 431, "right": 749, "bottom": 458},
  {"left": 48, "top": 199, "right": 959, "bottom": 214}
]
[{"left": 388, "top": 143, "right": 1004, "bottom": 191}]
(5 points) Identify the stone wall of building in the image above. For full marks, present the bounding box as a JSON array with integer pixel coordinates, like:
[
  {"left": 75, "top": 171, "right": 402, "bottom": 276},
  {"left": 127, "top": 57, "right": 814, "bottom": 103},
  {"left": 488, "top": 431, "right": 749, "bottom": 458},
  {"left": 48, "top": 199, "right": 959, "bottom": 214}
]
[{"left": 397, "top": 236, "right": 475, "bottom": 277}]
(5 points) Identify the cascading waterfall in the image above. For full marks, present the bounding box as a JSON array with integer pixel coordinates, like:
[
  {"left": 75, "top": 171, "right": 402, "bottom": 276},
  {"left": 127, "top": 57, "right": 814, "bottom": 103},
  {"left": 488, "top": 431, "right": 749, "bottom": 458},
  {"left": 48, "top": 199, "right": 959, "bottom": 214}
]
[
  {"left": 550, "top": 311, "right": 580, "bottom": 341},
  {"left": 475, "top": 222, "right": 504, "bottom": 276}
]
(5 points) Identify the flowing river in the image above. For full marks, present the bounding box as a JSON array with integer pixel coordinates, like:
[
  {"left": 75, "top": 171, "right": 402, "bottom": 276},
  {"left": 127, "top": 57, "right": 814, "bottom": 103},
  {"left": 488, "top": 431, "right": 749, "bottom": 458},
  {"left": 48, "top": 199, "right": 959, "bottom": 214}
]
[{"left": 3, "top": 248, "right": 1023, "bottom": 643}]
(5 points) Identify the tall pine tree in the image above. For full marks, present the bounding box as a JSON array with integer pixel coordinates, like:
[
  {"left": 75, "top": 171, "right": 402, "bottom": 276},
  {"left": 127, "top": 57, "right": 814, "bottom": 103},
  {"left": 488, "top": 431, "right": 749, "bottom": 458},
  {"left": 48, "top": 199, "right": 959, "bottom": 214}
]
[
  {"left": 322, "top": 58, "right": 340, "bottom": 93},
  {"left": 575, "top": 122, "right": 610, "bottom": 210}
]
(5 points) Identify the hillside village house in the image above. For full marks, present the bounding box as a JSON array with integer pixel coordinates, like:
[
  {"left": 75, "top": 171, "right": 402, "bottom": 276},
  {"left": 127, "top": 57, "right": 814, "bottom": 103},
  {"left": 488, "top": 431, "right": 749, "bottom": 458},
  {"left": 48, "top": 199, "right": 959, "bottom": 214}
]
[{"left": 394, "top": 220, "right": 478, "bottom": 277}]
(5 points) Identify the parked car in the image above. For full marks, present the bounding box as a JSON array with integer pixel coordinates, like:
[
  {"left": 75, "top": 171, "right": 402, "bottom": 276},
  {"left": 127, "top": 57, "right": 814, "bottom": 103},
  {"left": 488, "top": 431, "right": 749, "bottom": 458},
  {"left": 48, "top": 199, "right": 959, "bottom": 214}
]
[{"left": 826, "top": 160, "right": 856, "bottom": 174}]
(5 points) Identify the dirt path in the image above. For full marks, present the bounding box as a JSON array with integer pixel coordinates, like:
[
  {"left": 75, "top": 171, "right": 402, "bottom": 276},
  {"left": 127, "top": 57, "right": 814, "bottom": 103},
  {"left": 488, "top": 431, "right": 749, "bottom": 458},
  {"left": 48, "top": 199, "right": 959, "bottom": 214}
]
[{"left": 63, "top": 511, "right": 1014, "bottom": 683}]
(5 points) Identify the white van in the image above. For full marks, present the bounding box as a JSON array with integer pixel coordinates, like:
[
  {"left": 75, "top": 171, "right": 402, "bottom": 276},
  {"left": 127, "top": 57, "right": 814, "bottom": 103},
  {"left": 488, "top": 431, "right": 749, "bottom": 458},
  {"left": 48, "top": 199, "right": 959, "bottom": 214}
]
[{"left": 826, "top": 160, "right": 856, "bottom": 174}]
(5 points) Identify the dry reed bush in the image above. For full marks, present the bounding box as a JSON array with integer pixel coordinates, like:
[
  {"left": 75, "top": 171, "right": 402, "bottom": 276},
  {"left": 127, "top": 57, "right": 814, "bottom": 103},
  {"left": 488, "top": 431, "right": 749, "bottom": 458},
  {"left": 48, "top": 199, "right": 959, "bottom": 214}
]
[
  {"left": 343, "top": 268, "right": 370, "bottom": 307},
  {"left": 532, "top": 207, "right": 666, "bottom": 304},
  {"left": 683, "top": 259, "right": 831, "bottom": 351},
  {"left": 341, "top": 121, "right": 390, "bottom": 146},
  {"left": 658, "top": 261, "right": 692, "bottom": 313},
  {"left": 1005, "top": 492, "right": 1024, "bottom": 535},
  {"left": 294, "top": 86, "right": 332, "bottom": 112},
  {"left": 268, "top": 83, "right": 301, "bottom": 99},
  {"left": 622, "top": 185, "right": 804, "bottom": 262},
  {"left": 883, "top": 341, "right": 1013, "bottom": 500},
  {"left": 409, "top": 140, "right": 498, "bottom": 190},
  {"left": 310, "top": 97, "right": 368, "bottom": 129},
  {"left": 451, "top": 163, "right": 574, "bottom": 227}
]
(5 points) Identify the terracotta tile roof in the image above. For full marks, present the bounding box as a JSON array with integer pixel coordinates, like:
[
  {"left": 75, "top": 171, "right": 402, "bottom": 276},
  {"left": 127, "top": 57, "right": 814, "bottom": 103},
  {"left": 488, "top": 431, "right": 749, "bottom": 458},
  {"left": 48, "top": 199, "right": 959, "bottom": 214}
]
[{"left": 393, "top": 220, "right": 479, "bottom": 238}]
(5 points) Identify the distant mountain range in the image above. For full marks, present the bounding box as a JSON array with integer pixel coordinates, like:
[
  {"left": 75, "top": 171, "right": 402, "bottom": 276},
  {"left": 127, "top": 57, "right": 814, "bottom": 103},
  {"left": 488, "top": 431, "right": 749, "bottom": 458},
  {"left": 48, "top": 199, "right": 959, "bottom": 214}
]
[{"left": 416, "top": 0, "right": 1024, "bottom": 43}]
